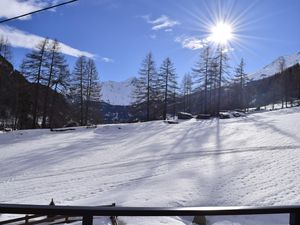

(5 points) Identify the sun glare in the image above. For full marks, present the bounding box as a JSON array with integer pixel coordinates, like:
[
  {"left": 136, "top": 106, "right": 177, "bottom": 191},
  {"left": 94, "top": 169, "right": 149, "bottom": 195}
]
[{"left": 209, "top": 22, "right": 233, "bottom": 45}]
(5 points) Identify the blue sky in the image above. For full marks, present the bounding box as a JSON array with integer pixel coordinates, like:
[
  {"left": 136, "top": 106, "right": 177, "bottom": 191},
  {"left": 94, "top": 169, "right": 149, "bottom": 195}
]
[{"left": 1, "top": 0, "right": 300, "bottom": 82}]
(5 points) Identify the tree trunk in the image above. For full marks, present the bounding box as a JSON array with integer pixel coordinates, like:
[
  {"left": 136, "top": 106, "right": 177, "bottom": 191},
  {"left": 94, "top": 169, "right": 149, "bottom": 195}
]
[
  {"left": 217, "top": 49, "right": 223, "bottom": 115},
  {"left": 163, "top": 67, "right": 169, "bottom": 120},
  {"left": 49, "top": 82, "right": 58, "bottom": 129},
  {"left": 204, "top": 60, "right": 208, "bottom": 114},
  {"left": 147, "top": 67, "right": 150, "bottom": 121},
  {"left": 80, "top": 66, "right": 84, "bottom": 126},
  {"left": 42, "top": 50, "right": 55, "bottom": 128}
]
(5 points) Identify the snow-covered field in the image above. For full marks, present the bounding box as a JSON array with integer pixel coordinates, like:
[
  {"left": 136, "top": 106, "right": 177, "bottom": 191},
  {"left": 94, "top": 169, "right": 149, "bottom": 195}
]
[{"left": 1, "top": 108, "right": 300, "bottom": 224}]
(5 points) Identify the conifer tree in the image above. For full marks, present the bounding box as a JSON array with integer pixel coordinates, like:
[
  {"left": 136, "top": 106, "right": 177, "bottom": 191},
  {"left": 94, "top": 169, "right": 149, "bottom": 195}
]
[
  {"left": 70, "top": 57, "right": 101, "bottom": 125},
  {"left": 181, "top": 73, "right": 193, "bottom": 112},
  {"left": 158, "top": 57, "right": 177, "bottom": 120},
  {"left": 278, "top": 56, "right": 287, "bottom": 108},
  {"left": 41, "top": 40, "right": 66, "bottom": 128},
  {"left": 215, "top": 46, "right": 229, "bottom": 114},
  {"left": 233, "top": 58, "right": 249, "bottom": 110},
  {"left": 133, "top": 53, "right": 158, "bottom": 121},
  {"left": 0, "top": 36, "right": 12, "bottom": 61},
  {"left": 85, "top": 58, "right": 101, "bottom": 125},
  {"left": 192, "top": 46, "right": 211, "bottom": 114},
  {"left": 207, "top": 58, "right": 219, "bottom": 114},
  {"left": 71, "top": 56, "right": 88, "bottom": 126},
  {"left": 21, "top": 38, "right": 49, "bottom": 128},
  {"left": 49, "top": 63, "right": 70, "bottom": 128}
]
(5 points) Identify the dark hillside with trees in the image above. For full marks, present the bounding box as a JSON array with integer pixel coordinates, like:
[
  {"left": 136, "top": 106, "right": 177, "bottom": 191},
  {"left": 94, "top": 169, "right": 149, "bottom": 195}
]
[
  {"left": 0, "top": 55, "right": 75, "bottom": 129},
  {"left": 246, "top": 63, "right": 300, "bottom": 109},
  {"left": 1, "top": 41, "right": 300, "bottom": 128},
  {"left": 0, "top": 55, "right": 136, "bottom": 129},
  {"left": 131, "top": 50, "right": 300, "bottom": 121}
]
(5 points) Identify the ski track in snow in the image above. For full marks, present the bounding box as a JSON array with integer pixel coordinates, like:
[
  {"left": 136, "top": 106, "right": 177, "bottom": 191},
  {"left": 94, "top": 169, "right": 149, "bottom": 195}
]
[{"left": 1, "top": 108, "right": 300, "bottom": 225}]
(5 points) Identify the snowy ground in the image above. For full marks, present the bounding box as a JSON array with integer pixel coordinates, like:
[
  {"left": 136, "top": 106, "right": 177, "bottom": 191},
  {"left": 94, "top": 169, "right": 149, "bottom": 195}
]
[{"left": 1, "top": 108, "right": 300, "bottom": 224}]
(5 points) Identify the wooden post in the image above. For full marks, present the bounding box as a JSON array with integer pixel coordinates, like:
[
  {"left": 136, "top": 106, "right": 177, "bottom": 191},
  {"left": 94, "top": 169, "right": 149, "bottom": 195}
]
[
  {"left": 110, "top": 216, "right": 119, "bottom": 225},
  {"left": 290, "top": 211, "right": 300, "bottom": 225},
  {"left": 110, "top": 203, "right": 119, "bottom": 225},
  {"left": 192, "top": 216, "right": 206, "bottom": 225},
  {"left": 47, "top": 198, "right": 55, "bottom": 221},
  {"left": 49, "top": 198, "right": 55, "bottom": 206},
  {"left": 25, "top": 215, "right": 29, "bottom": 224},
  {"left": 82, "top": 216, "right": 93, "bottom": 225}
]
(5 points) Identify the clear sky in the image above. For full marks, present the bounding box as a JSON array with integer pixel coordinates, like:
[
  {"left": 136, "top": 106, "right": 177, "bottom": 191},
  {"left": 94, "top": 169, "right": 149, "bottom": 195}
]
[{"left": 1, "top": 0, "right": 300, "bottom": 82}]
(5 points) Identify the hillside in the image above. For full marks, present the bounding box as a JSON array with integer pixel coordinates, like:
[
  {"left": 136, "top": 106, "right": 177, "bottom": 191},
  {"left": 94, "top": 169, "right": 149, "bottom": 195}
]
[
  {"left": 1, "top": 107, "right": 300, "bottom": 224},
  {"left": 0, "top": 56, "right": 134, "bottom": 128},
  {"left": 249, "top": 52, "right": 300, "bottom": 80},
  {"left": 0, "top": 55, "right": 74, "bottom": 129}
]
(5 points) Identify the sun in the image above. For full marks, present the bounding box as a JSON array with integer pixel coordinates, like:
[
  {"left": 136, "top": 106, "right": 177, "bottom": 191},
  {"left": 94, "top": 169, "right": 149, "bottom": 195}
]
[{"left": 209, "top": 22, "right": 233, "bottom": 45}]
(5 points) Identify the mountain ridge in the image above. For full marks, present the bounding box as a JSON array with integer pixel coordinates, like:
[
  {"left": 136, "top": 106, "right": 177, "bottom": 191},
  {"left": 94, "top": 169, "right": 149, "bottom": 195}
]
[{"left": 249, "top": 51, "right": 300, "bottom": 80}]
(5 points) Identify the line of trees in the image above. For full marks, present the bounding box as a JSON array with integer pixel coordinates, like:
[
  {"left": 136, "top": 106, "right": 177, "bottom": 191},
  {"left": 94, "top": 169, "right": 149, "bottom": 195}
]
[
  {"left": 17, "top": 38, "right": 101, "bottom": 128},
  {"left": 2, "top": 35, "right": 300, "bottom": 126},
  {"left": 133, "top": 47, "right": 249, "bottom": 121},
  {"left": 192, "top": 45, "right": 232, "bottom": 115},
  {"left": 133, "top": 53, "right": 178, "bottom": 121},
  {"left": 133, "top": 46, "right": 300, "bottom": 121},
  {"left": 70, "top": 56, "right": 101, "bottom": 126}
]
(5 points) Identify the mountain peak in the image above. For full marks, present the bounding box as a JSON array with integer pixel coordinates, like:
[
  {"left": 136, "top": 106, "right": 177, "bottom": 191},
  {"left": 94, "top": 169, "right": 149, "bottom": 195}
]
[
  {"left": 249, "top": 51, "right": 300, "bottom": 80},
  {"left": 101, "top": 77, "right": 135, "bottom": 106}
]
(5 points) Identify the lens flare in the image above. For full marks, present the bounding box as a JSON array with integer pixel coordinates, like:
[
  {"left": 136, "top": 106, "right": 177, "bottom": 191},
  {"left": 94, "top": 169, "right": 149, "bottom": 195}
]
[{"left": 209, "top": 22, "right": 233, "bottom": 45}]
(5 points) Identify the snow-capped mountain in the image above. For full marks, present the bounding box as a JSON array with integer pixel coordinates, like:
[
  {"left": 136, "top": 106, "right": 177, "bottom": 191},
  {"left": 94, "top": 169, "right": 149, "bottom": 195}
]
[
  {"left": 101, "top": 77, "right": 135, "bottom": 106},
  {"left": 249, "top": 52, "right": 300, "bottom": 80}
]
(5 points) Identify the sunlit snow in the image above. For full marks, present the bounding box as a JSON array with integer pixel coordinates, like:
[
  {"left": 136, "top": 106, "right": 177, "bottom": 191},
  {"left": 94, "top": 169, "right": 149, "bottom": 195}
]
[{"left": 1, "top": 108, "right": 300, "bottom": 224}]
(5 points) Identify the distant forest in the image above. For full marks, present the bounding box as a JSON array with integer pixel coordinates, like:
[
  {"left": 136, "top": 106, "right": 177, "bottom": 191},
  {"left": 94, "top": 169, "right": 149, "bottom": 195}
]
[
  {"left": 1, "top": 36, "right": 300, "bottom": 130},
  {"left": 132, "top": 49, "right": 300, "bottom": 121}
]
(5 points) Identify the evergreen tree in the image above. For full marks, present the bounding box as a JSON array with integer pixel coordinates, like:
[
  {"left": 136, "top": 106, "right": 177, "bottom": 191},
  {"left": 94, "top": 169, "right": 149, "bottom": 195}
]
[
  {"left": 215, "top": 45, "right": 229, "bottom": 114},
  {"left": 171, "top": 84, "right": 179, "bottom": 117},
  {"left": 192, "top": 46, "right": 211, "bottom": 114},
  {"left": 41, "top": 40, "right": 66, "bottom": 128},
  {"left": 71, "top": 56, "right": 88, "bottom": 126},
  {"left": 85, "top": 58, "right": 101, "bottom": 125},
  {"left": 49, "top": 63, "right": 70, "bottom": 128},
  {"left": 0, "top": 36, "right": 12, "bottom": 61},
  {"left": 20, "top": 38, "right": 49, "bottom": 128},
  {"left": 70, "top": 57, "right": 101, "bottom": 126},
  {"left": 206, "top": 57, "right": 219, "bottom": 115},
  {"left": 278, "top": 56, "right": 287, "bottom": 108},
  {"left": 158, "top": 57, "right": 177, "bottom": 120},
  {"left": 181, "top": 73, "right": 193, "bottom": 112},
  {"left": 133, "top": 53, "right": 158, "bottom": 121},
  {"left": 232, "top": 58, "right": 249, "bottom": 110}
]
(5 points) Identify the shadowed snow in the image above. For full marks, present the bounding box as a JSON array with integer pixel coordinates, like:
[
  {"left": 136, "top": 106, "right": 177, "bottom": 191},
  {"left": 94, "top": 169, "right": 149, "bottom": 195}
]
[{"left": 1, "top": 108, "right": 300, "bottom": 224}]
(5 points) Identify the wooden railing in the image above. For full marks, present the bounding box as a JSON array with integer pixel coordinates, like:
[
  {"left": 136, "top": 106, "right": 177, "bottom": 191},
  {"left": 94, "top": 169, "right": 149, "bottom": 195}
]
[
  {"left": 0, "top": 203, "right": 118, "bottom": 225},
  {"left": 0, "top": 203, "right": 299, "bottom": 225}
]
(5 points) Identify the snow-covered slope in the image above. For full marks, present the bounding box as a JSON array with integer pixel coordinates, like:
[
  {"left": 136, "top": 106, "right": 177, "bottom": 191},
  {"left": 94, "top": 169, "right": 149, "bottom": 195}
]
[
  {"left": 249, "top": 52, "right": 300, "bottom": 80},
  {"left": 101, "top": 77, "right": 135, "bottom": 106},
  {"left": 1, "top": 108, "right": 300, "bottom": 224}
]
